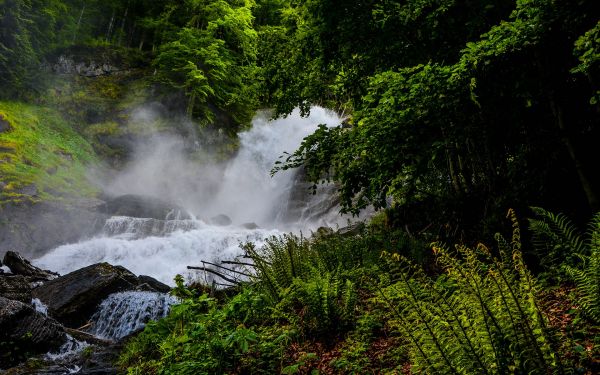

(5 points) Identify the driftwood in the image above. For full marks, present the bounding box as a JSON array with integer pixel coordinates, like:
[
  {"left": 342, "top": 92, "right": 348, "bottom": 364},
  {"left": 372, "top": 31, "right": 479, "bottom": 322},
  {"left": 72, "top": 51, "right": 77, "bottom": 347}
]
[
  {"left": 200, "top": 261, "right": 253, "bottom": 278},
  {"left": 221, "top": 260, "right": 256, "bottom": 268},
  {"left": 187, "top": 266, "right": 240, "bottom": 285},
  {"left": 65, "top": 327, "right": 113, "bottom": 346}
]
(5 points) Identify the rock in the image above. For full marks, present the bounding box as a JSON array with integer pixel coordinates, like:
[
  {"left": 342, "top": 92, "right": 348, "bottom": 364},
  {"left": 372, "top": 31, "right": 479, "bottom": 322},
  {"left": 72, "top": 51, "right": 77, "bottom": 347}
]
[
  {"left": 3, "top": 251, "right": 58, "bottom": 281},
  {"left": 0, "top": 296, "right": 66, "bottom": 369},
  {"left": 337, "top": 222, "right": 366, "bottom": 237},
  {"left": 101, "top": 194, "right": 191, "bottom": 220},
  {"left": 210, "top": 214, "right": 232, "bottom": 226},
  {"left": 16, "top": 184, "right": 38, "bottom": 197},
  {"left": 32, "top": 263, "right": 139, "bottom": 328},
  {"left": 314, "top": 226, "right": 334, "bottom": 238},
  {"left": 0, "top": 114, "right": 11, "bottom": 133},
  {"left": 0, "top": 275, "right": 32, "bottom": 303},
  {"left": 0, "top": 200, "right": 109, "bottom": 260},
  {"left": 242, "top": 222, "right": 259, "bottom": 230},
  {"left": 78, "top": 344, "right": 122, "bottom": 375},
  {"left": 137, "top": 275, "right": 171, "bottom": 293},
  {"left": 64, "top": 327, "right": 112, "bottom": 347}
]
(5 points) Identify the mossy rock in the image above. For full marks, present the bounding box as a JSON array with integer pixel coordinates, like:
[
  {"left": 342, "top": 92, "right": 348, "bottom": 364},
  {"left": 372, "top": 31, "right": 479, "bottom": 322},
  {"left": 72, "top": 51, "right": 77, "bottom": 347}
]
[{"left": 0, "top": 102, "right": 99, "bottom": 204}]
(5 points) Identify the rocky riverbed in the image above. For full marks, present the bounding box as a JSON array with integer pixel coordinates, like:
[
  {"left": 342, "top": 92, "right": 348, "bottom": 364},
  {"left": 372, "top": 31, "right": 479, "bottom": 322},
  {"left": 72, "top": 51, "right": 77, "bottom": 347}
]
[{"left": 0, "top": 250, "right": 172, "bottom": 374}]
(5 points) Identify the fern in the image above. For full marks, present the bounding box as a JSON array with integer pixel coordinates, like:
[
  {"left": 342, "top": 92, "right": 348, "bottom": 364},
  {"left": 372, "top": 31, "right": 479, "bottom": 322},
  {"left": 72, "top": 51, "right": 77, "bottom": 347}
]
[
  {"left": 284, "top": 269, "right": 357, "bottom": 334},
  {"left": 528, "top": 206, "right": 586, "bottom": 280},
  {"left": 530, "top": 208, "right": 600, "bottom": 323},
  {"left": 379, "top": 210, "right": 562, "bottom": 374},
  {"left": 564, "top": 213, "right": 600, "bottom": 323}
]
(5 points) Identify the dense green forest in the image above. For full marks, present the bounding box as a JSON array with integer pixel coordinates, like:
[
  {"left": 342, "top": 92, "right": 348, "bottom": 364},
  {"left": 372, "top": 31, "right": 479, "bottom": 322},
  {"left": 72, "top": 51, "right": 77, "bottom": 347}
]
[{"left": 1, "top": 0, "right": 599, "bottom": 373}]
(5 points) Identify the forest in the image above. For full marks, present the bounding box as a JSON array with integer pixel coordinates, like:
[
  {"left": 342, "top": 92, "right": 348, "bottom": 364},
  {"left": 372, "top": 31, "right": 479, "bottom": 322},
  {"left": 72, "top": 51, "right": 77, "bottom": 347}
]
[{"left": 0, "top": 0, "right": 599, "bottom": 373}]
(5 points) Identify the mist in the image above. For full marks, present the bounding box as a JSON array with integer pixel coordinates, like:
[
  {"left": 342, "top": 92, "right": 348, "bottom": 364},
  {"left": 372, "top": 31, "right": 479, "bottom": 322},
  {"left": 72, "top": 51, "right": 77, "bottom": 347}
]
[{"left": 97, "top": 106, "right": 346, "bottom": 230}]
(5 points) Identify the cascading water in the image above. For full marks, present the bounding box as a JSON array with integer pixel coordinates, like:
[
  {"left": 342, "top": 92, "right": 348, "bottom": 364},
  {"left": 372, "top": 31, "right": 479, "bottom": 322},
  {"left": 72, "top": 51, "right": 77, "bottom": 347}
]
[
  {"left": 27, "top": 107, "right": 362, "bottom": 356},
  {"left": 89, "top": 291, "right": 179, "bottom": 340},
  {"left": 34, "top": 107, "right": 350, "bottom": 286}
]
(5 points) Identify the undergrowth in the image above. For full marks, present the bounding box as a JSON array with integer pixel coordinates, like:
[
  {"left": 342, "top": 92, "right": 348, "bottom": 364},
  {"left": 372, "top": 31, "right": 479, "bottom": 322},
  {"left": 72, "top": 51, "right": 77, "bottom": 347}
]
[{"left": 120, "top": 210, "right": 600, "bottom": 374}]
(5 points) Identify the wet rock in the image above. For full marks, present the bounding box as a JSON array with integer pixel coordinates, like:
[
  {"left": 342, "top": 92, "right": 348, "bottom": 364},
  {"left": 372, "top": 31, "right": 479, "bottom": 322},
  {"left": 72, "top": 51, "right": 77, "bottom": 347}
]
[
  {"left": 0, "top": 275, "right": 32, "bottom": 303},
  {"left": 0, "top": 200, "right": 109, "bottom": 260},
  {"left": 101, "top": 194, "right": 191, "bottom": 220},
  {"left": 32, "top": 263, "right": 139, "bottom": 328},
  {"left": 0, "top": 296, "right": 66, "bottom": 369},
  {"left": 137, "top": 275, "right": 171, "bottom": 293},
  {"left": 3, "top": 251, "right": 58, "bottom": 281},
  {"left": 210, "top": 214, "right": 232, "bottom": 226},
  {"left": 78, "top": 344, "right": 121, "bottom": 375},
  {"left": 242, "top": 222, "right": 259, "bottom": 230}
]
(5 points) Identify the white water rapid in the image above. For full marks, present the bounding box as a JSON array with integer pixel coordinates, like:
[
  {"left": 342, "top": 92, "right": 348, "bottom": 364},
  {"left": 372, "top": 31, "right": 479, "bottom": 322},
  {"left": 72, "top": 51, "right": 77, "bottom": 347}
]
[
  {"left": 34, "top": 107, "right": 352, "bottom": 286},
  {"left": 89, "top": 291, "right": 179, "bottom": 340}
]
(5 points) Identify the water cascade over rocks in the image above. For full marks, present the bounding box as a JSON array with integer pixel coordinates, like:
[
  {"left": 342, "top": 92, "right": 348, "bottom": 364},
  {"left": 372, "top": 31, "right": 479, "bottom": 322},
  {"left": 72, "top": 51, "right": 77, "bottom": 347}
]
[
  {"left": 14, "top": 107, "right": 361, "bottom": 372},
  {"left": 89, "top": 291, "right": 178, "bottom": 340},
  {"left": 34, "top": 107, "right": 351, "bottom": 285}
]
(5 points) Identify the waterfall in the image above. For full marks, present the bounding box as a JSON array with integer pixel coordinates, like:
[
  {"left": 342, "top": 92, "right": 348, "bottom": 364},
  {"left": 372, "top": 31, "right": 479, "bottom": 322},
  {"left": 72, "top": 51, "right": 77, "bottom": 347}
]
[
  {"left": 34, "top": 107, "right": 358, "bottom": 285},
  {"left": 89, "top": 291, "right": 178, "bottom": 340},
  {"left": 102, "top": 216, "right": 200, "bottom": 239}
]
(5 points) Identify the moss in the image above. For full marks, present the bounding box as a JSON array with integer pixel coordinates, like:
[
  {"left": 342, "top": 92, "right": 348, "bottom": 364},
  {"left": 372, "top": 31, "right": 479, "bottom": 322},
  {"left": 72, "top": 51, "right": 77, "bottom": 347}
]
[{"left": 0, "top": 102, "right": 99, "bottom": 204}]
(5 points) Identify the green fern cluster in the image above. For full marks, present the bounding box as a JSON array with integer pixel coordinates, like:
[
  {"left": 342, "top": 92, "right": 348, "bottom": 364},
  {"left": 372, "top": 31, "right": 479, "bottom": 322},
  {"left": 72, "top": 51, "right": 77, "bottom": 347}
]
[
  {"left": 564, "top": 217, "right": 600, "bottom": 323},
  {"left": 380, "top": 210, "right": 561, "bottom": 374},
  {"left": 283, "top": 270, "right": 357, "bottom": 334},
  {"left": 242, "top": 233, "right": 364, "bottom": 334},
  {"left": 529, "top": 207, "right": 600, "bottom": 323},
  {"left": 528, "top": 207, "right": 586, "bottom": 281}
]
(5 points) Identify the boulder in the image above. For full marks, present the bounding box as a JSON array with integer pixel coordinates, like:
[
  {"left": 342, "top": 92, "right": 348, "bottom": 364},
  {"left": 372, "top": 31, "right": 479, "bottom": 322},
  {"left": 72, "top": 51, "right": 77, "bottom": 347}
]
[
  {"left": 337, "top": 222, "right": 366, "bottom": 237},
  {"left": 101, "top": 194, "right": 191, "bottom": 220},
  {"left": 210, "top": 214, "right": 232, "bottom": 226},
  {"left": 0, "top": 296, "right": 66, "bottom": 369},
  {"left": 0, "top": 275, "right": 32, "bottom": 303},
  {"left": 0, "top": 199, "right": 109, "bottom": 260},
  {"left": 32, "top": 263, "right": 139, "bottom": 328},
  {"left": 3, "top": 251, "right": 58, "bottom": 281},
  {"left": 137, "top": 275, "right": 171, "bottom": 293}
]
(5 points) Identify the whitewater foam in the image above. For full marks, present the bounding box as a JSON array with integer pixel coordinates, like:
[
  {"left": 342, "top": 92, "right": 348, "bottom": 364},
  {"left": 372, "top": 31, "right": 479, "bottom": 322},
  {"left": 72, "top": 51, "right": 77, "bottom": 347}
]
[{"left": 34, "top": 107, "right": 355, "bottom": 285}]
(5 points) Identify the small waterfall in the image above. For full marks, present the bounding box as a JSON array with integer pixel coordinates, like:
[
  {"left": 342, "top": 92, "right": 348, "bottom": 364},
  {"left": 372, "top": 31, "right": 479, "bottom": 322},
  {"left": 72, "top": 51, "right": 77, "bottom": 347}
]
[
  {"left": 32, "top": 298, "right": 49, "bottom": 316},
  {"left": 46, "top": 334, "right": 90, "bottom": 362},
  {"left": 102, "top": 216, "right": 200, "bottom": 239},
  {"left": 89, "top": 291, "right": 178, "bottom": 340}
]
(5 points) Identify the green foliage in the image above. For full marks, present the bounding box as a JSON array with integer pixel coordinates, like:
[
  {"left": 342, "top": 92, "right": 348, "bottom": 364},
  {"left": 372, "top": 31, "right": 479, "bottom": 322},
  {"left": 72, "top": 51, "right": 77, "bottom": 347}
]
[
  {"left": 528, "top": 207, "right": 587, "bottom": 282},
  {"left": 270, "top": 0, "right": 599, "bottom": 231},
  {"left": 572, "top": 20, "right": 600, "bottom": 105},
  {"left": 379, "top": 210, "right": 562, "bottom": 374},
  {"left": 530, "top": 207, "right": 600, "bottom": 323},
  {"left": 148, "top": 0, "right": 260, "bottom": 133},
  {"left": 119, "top": 287, "right": 297, "bottom": 374}
]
